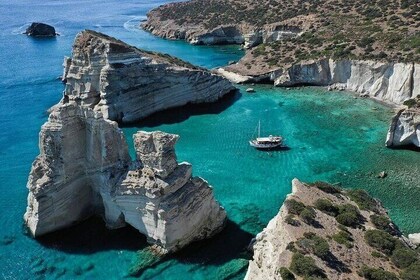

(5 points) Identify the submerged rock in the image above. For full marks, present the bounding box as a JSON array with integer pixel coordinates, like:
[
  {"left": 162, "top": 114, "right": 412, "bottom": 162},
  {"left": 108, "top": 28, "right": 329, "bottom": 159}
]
[
  {"left": 25, "top": 22, "right": 56, "bottom": 37},
  {"left": 24, "top": 30, "right": 229, "bottom": 253}
]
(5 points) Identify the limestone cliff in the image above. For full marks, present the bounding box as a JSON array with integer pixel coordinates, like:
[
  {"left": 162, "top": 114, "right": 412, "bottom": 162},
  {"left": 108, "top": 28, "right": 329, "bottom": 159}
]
[
  {"left": 246, "top": 179, "right": 418, "bottom": 280},
  {"left": 386, "top": 108, "right": 420, "bottom": 148},
  {"left": 221, "top": 59, "right": 419, "bottom": 105},
  {"left": 24, "top": 118, "right": 226, "bottom": 252},
  {"left": 25, "top": 30, "right": 230, "bottom": 253},
  {"left": 115, "top": 131, "right": 226, "bottom": 253},
  {"left": 63, "top": 30, "right": 235, "bottom": 123}
]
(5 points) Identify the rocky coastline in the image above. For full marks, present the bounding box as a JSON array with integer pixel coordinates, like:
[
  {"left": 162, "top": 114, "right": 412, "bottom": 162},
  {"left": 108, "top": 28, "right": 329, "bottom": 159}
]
[
  {"left": 62, "top": 30, "right": 235, "bottom": 123},
  {"left": 24, "top": 30, "right": 232, "bottom": 253},
  {"left": 246, "top": 179, "right": 419, "bottom": 280}
]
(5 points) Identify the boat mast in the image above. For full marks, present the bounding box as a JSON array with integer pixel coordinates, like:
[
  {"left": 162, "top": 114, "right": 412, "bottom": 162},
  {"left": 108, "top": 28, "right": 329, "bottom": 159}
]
[{"left": 258, "top": 120, "right": 261, "bottom": 138}]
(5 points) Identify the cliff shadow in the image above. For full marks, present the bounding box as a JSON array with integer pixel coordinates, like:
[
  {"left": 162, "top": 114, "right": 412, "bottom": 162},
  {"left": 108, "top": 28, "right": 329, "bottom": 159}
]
[
  {"left": 387, "top": 145, "right": 420, "bottom": 152},
  {"left": 36, "top": 216, "right": 149, "bottom": 254},
  {"left": 128, "top": 219, "right": 254, "bottom": 278},
  {"left": 123, "top": 89, "right": 241, "bottom": 127}
]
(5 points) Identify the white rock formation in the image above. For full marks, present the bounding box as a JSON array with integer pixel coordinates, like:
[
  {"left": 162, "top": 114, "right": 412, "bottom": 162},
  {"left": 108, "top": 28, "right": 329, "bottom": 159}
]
[
  {"left": 63, "top": 30, "right": 235, "bottom": 123},
  {"left": 272, "top": 59, "right": 419, "bottom": 105},
  {"left": 24, "top": 103, "right": 131, "bottom": 236},
  {"left": 24, "top": 30, "right": 229, "bottom": 252},
  {"left": 115, "top": 131, "right": 226, "bottom": 253},
  {"left": 386, "top": 108, "right": 420, "bottom": 147},
  {"left": 408, "top": 233, "right": 420, "bottom": 245}
]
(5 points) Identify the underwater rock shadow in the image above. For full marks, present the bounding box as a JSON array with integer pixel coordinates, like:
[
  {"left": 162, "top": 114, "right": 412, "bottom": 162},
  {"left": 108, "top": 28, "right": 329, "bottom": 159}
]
[
  {"left": 36, "top": 216, "right": 149, "bottom": 254},
  {"left": 123, "top": 89, "right": 241, "bottom": 127},
  {"left": 128, "top": 219, "right": 255, "bottom": 278}
]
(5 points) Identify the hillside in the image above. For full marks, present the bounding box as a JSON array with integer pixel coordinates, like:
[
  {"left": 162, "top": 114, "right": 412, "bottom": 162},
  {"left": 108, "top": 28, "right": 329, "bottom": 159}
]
[
  {"left": 143, "top": 0, "right": 420, "bottom": 74},
  {"left": 246, "top": 179, "right": 420, "bottom": 280}
]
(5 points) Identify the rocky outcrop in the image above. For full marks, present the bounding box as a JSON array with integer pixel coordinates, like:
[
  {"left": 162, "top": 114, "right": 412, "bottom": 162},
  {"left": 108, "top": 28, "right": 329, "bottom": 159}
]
[
  {"left": 63, "top": 30, "right": 235, "bottom": 123},
  {"left": 25, "top": 22, "right": 57, "bottom": 37},
  {"left": 246, "top": 179, "right": 415, "bottom": 280},
  {"left": 24, "top": 30, "right": 229, "bottom": 253},
  {"left": 386, "top": 108, "right": 420, "bottom": 147},
  {"left": 114, "top": 131, "right": 226, "bottom": 253},
  {"left": 24, "top": 116, "right": 226, "bottom": 252},
  {"left": 24, "top": 103, "right": 130, "bottom": 237}
]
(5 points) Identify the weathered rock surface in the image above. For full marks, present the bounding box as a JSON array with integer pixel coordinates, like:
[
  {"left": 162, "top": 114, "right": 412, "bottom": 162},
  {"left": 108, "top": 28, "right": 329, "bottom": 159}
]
[
  {"left": 24, "top": 119, "right": 226, "bottom": 252},
  {"left": 24, "top": 30, "right": 229, "bottom": 253},
  {"left": 24, "top": 103, "right": 131, "bottom": 237},
  {"left": 115, "top": 131, "right": 226, "bottom": 252},
  {"left": 25, "top": 22, "right": 57, "bottom": 37},
  {"left": 142, "top": 4, "right": 300, "bottom": 48},
  {"left": 386, "top": 108, "right": 420, "bottom": 147},
  {"left": 63, "top": 30, "right": 235, "bottom": 123},
  {"left": 246, "top": 179, "right": 414, "bottom": 280},
  {"left": 221, "top": 59, "right": 418, "bottom": 105}
]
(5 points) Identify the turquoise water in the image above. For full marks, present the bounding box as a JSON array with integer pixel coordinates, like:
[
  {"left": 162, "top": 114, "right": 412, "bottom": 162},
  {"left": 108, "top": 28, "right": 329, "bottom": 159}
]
[{"left": 0, "top": 1, "right": 419, "bottom": 279}]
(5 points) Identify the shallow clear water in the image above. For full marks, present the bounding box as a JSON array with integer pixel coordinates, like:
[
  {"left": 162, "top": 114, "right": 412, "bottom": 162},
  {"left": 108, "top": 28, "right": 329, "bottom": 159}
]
[{"left": 0, "top": 1, "right": 419, "bottom": 279}]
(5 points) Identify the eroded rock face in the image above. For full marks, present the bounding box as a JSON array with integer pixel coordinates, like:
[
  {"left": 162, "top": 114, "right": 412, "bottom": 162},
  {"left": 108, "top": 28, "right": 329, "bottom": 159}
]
[
  {"left": 24, "top": 104, "right": 131, "bottom": 236},
  {"left": 115, "top": 131, "right": 226, "bottom": 253},
  {"left": 386, "top": 108, "right": 420, "bottom": 147},
  {"left": 272, "top": 59, "right": 418, "bottom": 105},
  {"left": 25, "top": 22, "right": 57, "bottom": 37},
  {"left": 24, "top": 121, "right": 226, "bottom": 252},
  {"left": 24, "top": 30, "right": 229, "bottom": 252},
  {"left": 63, "top": 30, "right": 235, "bottom": 123}
]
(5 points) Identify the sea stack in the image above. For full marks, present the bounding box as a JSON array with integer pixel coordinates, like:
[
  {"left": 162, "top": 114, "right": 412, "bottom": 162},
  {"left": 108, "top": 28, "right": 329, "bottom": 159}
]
[
  {"left": 24, "top": 30, "right": 231, "bottom": 253},
  {"left": 25, "top": 22, "right": 57, "bottom": 37},
  {"left": 386, "top": 98, "right": 420, "bottom": 148},
  {"left": 115, "top": 131, "right": 226, "bottom": 253}
]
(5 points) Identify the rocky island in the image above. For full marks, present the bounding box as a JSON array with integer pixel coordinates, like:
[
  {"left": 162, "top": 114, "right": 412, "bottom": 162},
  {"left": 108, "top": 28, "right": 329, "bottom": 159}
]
[
  {"left": 24, "top": 30, "right": 233, "bottom": 253},
  {"left": 246, "top": 179, "right": 420, "bottom": 280},
  {"left": 25, "top": 22, "right": 57, "bottom": 37}
]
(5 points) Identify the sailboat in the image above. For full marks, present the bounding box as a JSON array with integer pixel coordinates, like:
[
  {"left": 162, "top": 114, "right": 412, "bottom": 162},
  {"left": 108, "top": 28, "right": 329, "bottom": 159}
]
[{"left": 249, "top": 121, "right": 283, "bottom": 149}]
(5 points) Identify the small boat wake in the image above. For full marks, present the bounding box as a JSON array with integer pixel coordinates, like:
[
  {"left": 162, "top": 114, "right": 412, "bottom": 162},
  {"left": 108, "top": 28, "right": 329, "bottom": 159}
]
[{"left": 123, "top": 16, "right": 147, "bottom": 33}]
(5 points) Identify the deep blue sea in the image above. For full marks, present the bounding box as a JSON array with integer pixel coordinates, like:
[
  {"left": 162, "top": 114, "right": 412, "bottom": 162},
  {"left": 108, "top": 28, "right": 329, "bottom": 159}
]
[{"left": 0, "top": 1, "right": 419, "bottom": 279}]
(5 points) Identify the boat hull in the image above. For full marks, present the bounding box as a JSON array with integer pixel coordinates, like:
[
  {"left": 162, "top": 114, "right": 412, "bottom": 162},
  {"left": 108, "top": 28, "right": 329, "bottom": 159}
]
[{"left": 249, "top": 140, "right": 283, "bottom": 149}]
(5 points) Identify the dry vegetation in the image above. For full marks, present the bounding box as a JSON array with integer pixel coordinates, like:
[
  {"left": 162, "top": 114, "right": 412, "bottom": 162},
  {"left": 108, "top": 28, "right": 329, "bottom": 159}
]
[
  {"left": 150, "top": 0, "right": 420, "bottom": 70},
  {"left": 278, "top": 181, "right": 420, "bottom": 280}
]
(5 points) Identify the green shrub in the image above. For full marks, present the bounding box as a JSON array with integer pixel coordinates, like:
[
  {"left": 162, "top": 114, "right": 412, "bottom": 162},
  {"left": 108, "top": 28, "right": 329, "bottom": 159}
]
[
  {"left": 290, "top": 252, "right": 325, "bottom": 279},
  {"left": 332, "top": 230, "right": 354, "bottom": 248},
  {"left": 336, "top": 204, "right": 363, "bottom": 227},
  {"left": 300, "top": 207, "right": 317, "bottom": 225},
  {"left": 391, "top": 248, "right": 417, "bottom": 268},
  {"left": 314, "top": 199, "right": 339, "bottom": 216},
  {"left": 370, "top": 214, "right": 392, "bottom": 233},
  {"left": 358, "top": 265, "right": 398, "bottom": 280},
  {"left": 286, "top": 242, "right": 297, "bottom": 252},
  {"left": 297, "top": 232, "right": 330, "bottom": 259},
  {"left": 371, "top": 251, "right": 385, "bottom": 258},
  {"left": 311, "top": 182, "right": 341, "bottom": 194},
  {"left": 401, "top": 261, "right": 420, "bottom": 280},
  {"left": 285, "top": 199, "right": 306, "bottom": 215},
  {"left": 279, "top": 267, "right": 295, "bottom": 280},
  {"left": 285, "top": 214, "right": 300, "bottom": 226},
  {"left": 347, "top": 189, "right": 378, "bottom": 211},
  {"left": 364, "top": 230, "right": 396, "bottom": 255},
  {"left": 403, "top": 99, "right": 418, "bottom": 108}
]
